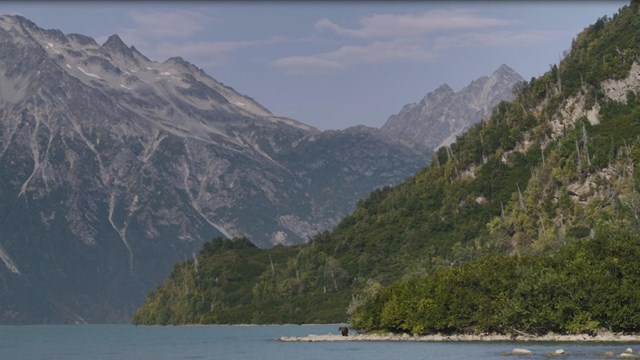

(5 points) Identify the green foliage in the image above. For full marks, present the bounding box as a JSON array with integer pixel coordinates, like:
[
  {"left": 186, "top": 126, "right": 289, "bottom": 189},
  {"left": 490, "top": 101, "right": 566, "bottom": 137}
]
[
  {"left": 351, "top": 223, "right": 640, "bottom": 335},
  {"left": 560, "top": 1, "right": 640, "bottom": 96},
  {"left": 132, "top": 238, "right": 304, "bottom": 324}
]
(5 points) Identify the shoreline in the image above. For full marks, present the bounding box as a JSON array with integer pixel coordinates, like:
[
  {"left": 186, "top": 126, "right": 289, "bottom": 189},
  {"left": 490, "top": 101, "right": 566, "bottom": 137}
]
[{"left": 280, "top": 332, "right": 640, "bottom": 343}]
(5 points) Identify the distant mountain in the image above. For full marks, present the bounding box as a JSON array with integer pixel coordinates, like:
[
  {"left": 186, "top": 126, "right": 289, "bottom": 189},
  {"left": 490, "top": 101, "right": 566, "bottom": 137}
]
[
  {"left": 382, "top": 64, "right": 524, "bottom": 150},
  {"left": 0, "top": 15, "right": 426, "bottom": 323}
]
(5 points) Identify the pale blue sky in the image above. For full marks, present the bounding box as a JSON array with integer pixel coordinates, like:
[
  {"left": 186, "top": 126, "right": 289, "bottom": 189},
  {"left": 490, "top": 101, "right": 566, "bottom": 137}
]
[{"left": 0, "top": 2, "right": 628, "bottom": 130}]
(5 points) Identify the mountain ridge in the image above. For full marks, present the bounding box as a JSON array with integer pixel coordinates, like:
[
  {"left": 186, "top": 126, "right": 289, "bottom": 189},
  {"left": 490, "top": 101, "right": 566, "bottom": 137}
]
[
  {"left": 0, "top": 14, "right": 427, "bottom": 323},
  {"left": 382, "top": 64, "right": 524, "bottom": 150}
]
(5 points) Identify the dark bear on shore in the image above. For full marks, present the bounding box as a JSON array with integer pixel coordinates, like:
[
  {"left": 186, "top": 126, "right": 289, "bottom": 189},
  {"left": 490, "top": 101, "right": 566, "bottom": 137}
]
[{"left": 338, "top": 326, "right": 349, "bottom": 336}]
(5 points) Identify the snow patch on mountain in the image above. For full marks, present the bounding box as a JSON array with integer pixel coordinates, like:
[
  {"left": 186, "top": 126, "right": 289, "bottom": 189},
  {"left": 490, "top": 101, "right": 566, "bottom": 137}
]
[
  {"left": 76, "top": 66, "right": 102, "bottom": 79},
  {"left": 0, "top": 245, "right": 20, "bottom": 275}
]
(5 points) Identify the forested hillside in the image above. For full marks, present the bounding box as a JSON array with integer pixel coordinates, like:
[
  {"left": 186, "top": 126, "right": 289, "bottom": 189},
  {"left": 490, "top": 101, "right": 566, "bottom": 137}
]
[
  {"left": 351, "top": 225, "right": 640, "bottom": 335},
  {"left": 133, "top": 1, "right": 640, "bottom": 329}
]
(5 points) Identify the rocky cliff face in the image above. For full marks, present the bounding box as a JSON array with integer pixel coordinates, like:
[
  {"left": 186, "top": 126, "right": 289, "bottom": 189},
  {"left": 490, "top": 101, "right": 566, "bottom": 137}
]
[
  {"left": 382, "top": 64, "right": 524, "bottom": 150},
  {"left": 0, "top": 15, "right": 426, "bottom": 323}
]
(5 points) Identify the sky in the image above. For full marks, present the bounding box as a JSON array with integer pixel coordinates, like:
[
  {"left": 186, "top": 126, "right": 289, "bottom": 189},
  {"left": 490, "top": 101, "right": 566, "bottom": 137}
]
[{"left": 0, "top": 1, "right": 628, "bottom": 130}]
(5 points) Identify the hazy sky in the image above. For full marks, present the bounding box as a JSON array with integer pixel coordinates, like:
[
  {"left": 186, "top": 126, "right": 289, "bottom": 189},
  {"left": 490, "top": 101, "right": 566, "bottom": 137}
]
[{"left": 0, "top": 2, "right": 628, "bottom": 130}]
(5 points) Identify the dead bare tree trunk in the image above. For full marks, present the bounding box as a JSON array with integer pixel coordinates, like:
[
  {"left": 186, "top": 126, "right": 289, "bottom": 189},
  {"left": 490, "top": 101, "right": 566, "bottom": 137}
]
[
  {"left": 576, "top": 140, "right": 582, "bottom": 173},
  {"left": 582, "top": 124, "right": 591, "bottom": 166},
  {"left": 480, "top": 132, "right": 488, "bottom": 164},
  {"left": 539, "top": 212, "right": 547, "bottom": 241},
  {"left": 517, "top": 183, "right": 525, "bottom": 211},
  {"left": 269, "top": 255, "right": 275, "bottom": 276}
]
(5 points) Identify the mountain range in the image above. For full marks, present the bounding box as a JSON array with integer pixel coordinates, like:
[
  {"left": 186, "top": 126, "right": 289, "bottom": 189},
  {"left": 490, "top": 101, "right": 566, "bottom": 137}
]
[
  {"left": 0, "top": 14, "right": 520, "bottom": 323},
  {"left": 131, "top": 1, "right": 640, "bottom": 329}
]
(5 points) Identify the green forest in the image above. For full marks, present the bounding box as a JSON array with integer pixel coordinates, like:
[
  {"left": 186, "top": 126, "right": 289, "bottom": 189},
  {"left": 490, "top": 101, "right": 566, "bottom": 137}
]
[
  {"left": 133, "top": 1, "right": 640, "bottom": 335},
  {"left": 351, "top": 224, "right": 640, "bottom": 335}
]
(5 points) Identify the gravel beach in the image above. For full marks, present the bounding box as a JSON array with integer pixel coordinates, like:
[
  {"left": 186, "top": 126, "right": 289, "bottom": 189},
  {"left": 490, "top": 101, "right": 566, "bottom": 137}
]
[{"left": 280, "top": 332, "right": 640, "bottom": 342}]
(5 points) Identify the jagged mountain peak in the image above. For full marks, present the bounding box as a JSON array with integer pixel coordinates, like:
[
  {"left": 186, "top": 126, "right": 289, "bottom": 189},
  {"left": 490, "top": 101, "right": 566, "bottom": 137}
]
[
  {"left": 0, "top": 14, "right": 37, "bottom": 30},
  {"left": 491, "top": 63, "right": 524, "bottom": 84},
  {"left": 382, "top": 64, "right": 524, "bottom": 150},
  {"left": 101, "top": 34, "right": 134, "bottom": 59},
  {"left": 421, "top": 83, "right": 455, "bottom": 105},
  {"left": 434, "top": 83, "right": 454, "bottom": 94},
  {"left": 495, "top": 63, "right": 517, "bottom": 75},
  {"left": 0, "top": 15, "right": 67, "bottom": 47},
  {"left": 164, "top": 56, "right": 189, "bottom": 66},
  {"left": 162, "top": 56, "right": 207, "bottom": 79},
  {"left": 67, "top": 33, "right": 99, "bottom": 47},
  {"left": 130, "top": 45, "right": 151, "bottom": 63},
  {"left": 102, "top": 34, "right": 126, "bottom": 48},
  {"left": 0, "top": 15, "right": 281, "bottom": 123}
]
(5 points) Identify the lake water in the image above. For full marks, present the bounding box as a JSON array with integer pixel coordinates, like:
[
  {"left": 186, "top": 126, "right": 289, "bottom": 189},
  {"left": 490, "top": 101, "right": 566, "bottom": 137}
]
[{"left": 0, "top": 324, "right": 637, "bottom": 360}]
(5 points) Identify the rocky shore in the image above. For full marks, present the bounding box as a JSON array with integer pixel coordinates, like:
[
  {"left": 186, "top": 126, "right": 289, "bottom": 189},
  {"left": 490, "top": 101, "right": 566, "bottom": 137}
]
[{"left": 280, "top": 332, "right": 640, "bottom": 343}]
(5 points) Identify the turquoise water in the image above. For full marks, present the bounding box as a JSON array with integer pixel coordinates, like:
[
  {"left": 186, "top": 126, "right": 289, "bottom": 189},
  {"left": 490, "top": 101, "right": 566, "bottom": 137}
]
[{"left": 0, "top": 324, "right": 637, "bottom": 360}]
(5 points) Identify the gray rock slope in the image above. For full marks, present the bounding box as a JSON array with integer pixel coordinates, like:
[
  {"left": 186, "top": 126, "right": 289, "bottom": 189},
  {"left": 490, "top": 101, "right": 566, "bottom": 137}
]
[
  {"left": 0, "top": 15, "right": 426, "bottom": 323},
  {"left": 382, "top": 64, "right": 524, "bottom": 150}
]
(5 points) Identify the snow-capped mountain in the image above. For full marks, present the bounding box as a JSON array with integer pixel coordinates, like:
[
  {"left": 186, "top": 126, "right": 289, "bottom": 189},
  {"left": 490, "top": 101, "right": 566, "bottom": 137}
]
[
  {"left": 382, "top": 64, "right": 524, "bottom": 150},
  {"left": 0, "top": 15, "right": 426, "bottom": 323}
]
